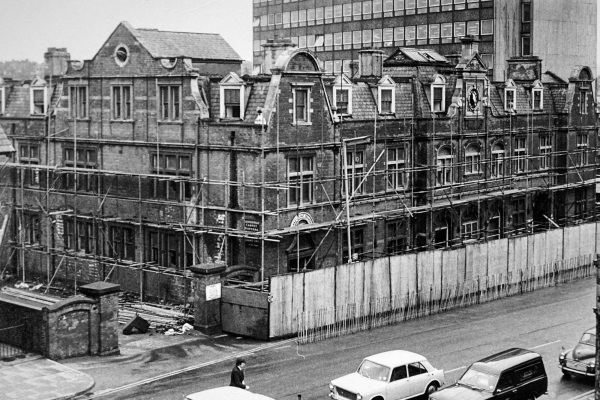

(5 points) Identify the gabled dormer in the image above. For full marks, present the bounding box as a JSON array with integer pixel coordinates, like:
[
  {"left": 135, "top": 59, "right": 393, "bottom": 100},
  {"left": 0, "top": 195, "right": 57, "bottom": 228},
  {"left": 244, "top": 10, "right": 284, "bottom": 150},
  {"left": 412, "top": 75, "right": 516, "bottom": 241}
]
[
  {"left": 377, "top": 75, "right": 395, "bottom": 115},
  {"left": 457, "top": 53, "right": 488, "bottom": 74},
  {"left": 219, "top": 72, "right": 245, "bottom": 120},
  {"left": 332, "top": 74, "right": 353, "bottom": 117},
  {"left": 504, "top": 79, "right": 517, "bottom": 112},
  {"left": 30, "top": 77, "right": 48, "bottom": 116},
  {"left": 531, "top": 80, "right": 544, "bottom": 111}
]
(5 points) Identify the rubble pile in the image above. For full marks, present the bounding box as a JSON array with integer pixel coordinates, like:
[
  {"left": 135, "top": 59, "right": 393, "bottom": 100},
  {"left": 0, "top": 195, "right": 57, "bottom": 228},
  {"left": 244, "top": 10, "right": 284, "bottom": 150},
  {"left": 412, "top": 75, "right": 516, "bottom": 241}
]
[{"left": 118, "top": 292, "right": 195, "bottom": 335}]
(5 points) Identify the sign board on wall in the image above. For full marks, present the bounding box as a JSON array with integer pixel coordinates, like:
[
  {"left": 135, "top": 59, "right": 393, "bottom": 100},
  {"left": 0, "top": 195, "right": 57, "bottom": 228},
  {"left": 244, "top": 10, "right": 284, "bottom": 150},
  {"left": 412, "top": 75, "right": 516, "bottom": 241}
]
[{"left": 206, "top": 283, "right": 222, "bottom": 301}]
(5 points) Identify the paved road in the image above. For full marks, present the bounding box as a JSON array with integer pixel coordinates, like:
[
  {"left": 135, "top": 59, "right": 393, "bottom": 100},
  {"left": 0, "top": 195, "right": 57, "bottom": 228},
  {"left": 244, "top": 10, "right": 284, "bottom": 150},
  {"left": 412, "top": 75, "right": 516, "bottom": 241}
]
[{"left": 97, "top": 277, "right": 597, "bottom": 400}]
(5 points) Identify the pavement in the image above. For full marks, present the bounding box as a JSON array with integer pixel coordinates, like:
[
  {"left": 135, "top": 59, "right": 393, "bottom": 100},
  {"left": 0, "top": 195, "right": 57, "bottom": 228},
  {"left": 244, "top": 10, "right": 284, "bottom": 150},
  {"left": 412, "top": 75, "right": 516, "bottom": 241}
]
[
  {"left": 0, "top": 326, "right": 282, "bottom": 400},
  {"left": 0, "top": 354, "right": 94, "bottom": 400},
  {"left": 0, "top": 316, "right": 597, "bottom": 400}
]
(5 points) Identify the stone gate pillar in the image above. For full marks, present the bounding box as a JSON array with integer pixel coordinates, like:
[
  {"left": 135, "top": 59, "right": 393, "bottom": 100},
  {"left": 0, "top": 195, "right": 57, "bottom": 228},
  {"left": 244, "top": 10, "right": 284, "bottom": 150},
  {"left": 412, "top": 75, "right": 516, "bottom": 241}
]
[
  {"left": 189, "top": 262, "right": 226, "bottom": 334},
  {"left": 79, "top": 281, "right": 121, "bottom": 356}
]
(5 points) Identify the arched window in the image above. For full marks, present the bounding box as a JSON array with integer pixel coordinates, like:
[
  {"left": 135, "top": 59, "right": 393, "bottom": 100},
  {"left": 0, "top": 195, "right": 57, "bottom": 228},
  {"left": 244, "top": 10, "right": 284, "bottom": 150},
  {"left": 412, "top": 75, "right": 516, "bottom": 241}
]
[
  {"left": 436, "top": 146, "right": 453, "bottom": 186},
  {"left": 431, "top": 74, "right": 446, "bottom": 113},
  {"left": 504, "top": 79, "right": 516, "bottom": 112},
  {"left": 464, "top": 144, "right": 481, "bottom": 175},
  {"left": 491, "top": 143, "right": 505, "bottom": 178}
]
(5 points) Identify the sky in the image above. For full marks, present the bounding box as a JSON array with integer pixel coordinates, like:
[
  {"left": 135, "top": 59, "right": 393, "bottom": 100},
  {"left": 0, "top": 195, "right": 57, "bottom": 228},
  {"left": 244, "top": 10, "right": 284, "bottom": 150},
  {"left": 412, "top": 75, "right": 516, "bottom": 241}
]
[{"left": 0, "top": 0, "right": 253, "bottom": 63}]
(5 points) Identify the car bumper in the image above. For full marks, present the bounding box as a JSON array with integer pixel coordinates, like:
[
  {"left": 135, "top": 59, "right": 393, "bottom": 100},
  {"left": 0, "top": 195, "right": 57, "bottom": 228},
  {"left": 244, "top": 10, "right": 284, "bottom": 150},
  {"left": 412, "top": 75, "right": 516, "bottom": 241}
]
[
  {"left": 560, "top": 363, "right": 595, "bottom": 377},
  {"left": 329, "top": 394, "right": 356, "bottom": 400}
]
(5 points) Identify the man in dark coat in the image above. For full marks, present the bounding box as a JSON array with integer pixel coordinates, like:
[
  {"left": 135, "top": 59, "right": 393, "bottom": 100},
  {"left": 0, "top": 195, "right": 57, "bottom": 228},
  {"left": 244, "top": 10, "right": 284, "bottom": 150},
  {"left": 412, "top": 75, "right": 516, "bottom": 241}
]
[{"left": 230, "top": 358, "right": 249, "bottom": 389}]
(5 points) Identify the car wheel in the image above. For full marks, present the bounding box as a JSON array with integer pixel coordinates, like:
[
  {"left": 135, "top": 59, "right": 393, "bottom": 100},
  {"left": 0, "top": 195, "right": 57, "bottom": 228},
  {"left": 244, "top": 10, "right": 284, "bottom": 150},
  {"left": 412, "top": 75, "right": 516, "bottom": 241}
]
[
  {"left": 425, "top": 383, "right": 439, "bottom": 398},
  {"left": 561, "top": 369, "right": 571, "bottom": 379}
]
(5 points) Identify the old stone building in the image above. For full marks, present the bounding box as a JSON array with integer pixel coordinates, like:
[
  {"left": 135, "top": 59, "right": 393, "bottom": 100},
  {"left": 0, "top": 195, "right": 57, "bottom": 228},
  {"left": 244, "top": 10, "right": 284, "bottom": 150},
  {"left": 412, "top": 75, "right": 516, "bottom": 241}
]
[{"left": 0, "top": 22, "right": 596, "bottom": 305}]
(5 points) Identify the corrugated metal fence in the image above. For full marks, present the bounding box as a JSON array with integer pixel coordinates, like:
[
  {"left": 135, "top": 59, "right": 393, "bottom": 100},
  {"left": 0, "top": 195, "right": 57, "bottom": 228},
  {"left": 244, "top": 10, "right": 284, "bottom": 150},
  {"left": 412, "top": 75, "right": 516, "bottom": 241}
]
[{"left": 268, "top": 223, "right": 599, "bottom": 342}]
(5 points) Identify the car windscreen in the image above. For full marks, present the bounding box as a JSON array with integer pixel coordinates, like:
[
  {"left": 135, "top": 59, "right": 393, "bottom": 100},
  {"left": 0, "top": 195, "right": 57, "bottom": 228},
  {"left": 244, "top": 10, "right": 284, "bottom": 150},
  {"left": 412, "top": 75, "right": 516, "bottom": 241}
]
[
  {"left": 458, "top": 367, "right": 499, "bottom": 392},
  {"left": 580, "top": 333, "right": 596, "bottom": 346},
  {"left": 357, "top": 360, "right": 391, "bottom": 382}
]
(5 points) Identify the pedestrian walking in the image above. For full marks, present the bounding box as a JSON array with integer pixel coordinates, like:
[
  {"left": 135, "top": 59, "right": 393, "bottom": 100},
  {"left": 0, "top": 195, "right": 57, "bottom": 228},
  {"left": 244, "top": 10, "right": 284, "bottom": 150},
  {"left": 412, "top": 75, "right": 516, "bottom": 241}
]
[{"left": 229, "top": 358, "right": 249, "bottom": 390}]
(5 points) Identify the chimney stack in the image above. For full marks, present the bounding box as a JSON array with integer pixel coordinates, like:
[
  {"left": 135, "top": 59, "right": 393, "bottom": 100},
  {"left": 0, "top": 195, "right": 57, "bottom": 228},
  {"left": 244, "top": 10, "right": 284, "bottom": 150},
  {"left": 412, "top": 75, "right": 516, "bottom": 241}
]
[
  {"left": 349, "top": 60, "right": 359, "bottom": 78},
  {"left": 460, "top": 35, "right": 479, "bottom": 59},
  {"left": 358, "top": 49, "right": 385, "bottom": 78},
  {"left": 44, "top": 47, "right": 70, "bottom": 77},
  {"left": 262, "top": 37, "right": 296, "bottom": 74}
]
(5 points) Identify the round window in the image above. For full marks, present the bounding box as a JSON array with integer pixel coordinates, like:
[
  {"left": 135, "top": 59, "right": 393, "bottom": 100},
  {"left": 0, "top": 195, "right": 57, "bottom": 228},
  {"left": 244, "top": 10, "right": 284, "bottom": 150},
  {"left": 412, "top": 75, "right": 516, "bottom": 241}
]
[{"left": 114, "top": 45, "right": 129, "bottom": 66}]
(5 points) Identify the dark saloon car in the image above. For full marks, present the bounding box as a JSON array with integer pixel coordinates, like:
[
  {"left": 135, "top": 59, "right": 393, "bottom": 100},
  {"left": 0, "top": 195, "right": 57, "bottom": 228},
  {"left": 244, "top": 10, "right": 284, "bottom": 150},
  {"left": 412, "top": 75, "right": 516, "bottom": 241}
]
[
  {"left": 559, "top": 327, "right": 596, "bottom": 378},
  {"left": 430, "top": 348, "right": 547, "bottom": 400}
]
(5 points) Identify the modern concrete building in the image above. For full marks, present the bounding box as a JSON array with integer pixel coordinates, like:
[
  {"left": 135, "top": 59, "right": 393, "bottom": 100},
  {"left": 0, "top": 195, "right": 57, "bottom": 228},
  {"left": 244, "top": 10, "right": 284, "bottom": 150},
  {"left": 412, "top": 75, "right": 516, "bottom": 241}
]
[{"left": 252, "top": 0, "right": 597, "bottom": 82}]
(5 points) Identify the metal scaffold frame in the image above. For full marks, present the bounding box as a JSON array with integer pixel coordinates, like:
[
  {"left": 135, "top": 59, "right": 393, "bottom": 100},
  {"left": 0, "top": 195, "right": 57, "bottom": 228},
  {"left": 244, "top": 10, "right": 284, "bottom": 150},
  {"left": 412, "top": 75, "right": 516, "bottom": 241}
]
[{"left": 2, "top": 71, "right": 597, "bottom": 303}]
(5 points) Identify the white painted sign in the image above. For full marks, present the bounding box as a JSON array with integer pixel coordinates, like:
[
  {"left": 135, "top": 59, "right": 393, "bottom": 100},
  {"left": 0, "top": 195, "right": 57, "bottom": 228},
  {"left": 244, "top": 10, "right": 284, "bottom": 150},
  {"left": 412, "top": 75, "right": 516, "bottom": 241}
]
[{"left": 206, "top": 283, "right": 222, "bottom": 301}]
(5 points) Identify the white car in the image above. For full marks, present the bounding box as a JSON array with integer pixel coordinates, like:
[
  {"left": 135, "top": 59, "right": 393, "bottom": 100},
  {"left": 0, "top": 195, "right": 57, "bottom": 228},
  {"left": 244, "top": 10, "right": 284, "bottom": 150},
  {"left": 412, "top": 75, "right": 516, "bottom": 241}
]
[
  {"left": 329, "top": 350, "right": 445, "bottom": 400},
  {"left": 186, "top": 386, "right": 275, "bottom": 400}
]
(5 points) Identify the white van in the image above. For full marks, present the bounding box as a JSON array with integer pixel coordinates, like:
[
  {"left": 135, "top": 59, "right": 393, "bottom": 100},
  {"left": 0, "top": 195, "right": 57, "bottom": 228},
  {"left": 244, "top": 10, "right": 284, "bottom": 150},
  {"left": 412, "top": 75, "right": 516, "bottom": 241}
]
[{"left": 186, "top": 386, "right": 275, "bottom": 400}]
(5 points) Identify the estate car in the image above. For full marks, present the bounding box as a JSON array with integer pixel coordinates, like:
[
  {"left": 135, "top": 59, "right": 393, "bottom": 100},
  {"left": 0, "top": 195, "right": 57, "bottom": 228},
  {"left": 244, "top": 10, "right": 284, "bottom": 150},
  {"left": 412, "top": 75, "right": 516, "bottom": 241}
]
[
  {"left": 329, "top": 350, "right": 445, "bottom": 400},
  {"left": 429, "top": 348, "right": 547, "bottom": 400}
]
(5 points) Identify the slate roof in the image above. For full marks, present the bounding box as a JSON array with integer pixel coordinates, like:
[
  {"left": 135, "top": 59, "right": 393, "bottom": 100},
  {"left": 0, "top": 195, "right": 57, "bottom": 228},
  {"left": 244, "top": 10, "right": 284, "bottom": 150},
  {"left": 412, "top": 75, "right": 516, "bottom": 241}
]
[
  {"left": 243, "top": 81, "right": 270, "bottom": 124},
  {"left": 395, "top": 82, "right": 414, "bottom": 118},
  {"left": 489, "top": 84, "right": 564, "bottom": 117},
  {"left": 4, "top": 87, "right": 30, "bottom": 117},
  {"left": 3, "top": 84, "right": 58, "bottom": 118},
  {"left": 0, "top": 124, "right": 15, "bottom": 154},
  {"left": 549, "top": 87, "right": 568, "bottom": 112},
  {"left": 349, "top": 83, "right": 377, "bottom": 120},
  {"left": 126, "top": 22, "right": 242, "bottom": 61}
]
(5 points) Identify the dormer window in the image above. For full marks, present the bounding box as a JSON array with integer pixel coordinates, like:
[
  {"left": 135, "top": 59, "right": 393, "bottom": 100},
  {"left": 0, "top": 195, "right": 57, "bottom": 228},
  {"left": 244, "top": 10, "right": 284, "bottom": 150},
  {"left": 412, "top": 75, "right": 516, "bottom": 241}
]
[
  {"left": 531, "top": 80, "right": 543, "bottom": 110},
  {"left": 333, "top": 74, "right": 353, "bottom": 116},
  {"left": 431, "top": 75, "right": 446, "bottom": 113},
  {"left": 504, "top": 80, "right": 517, "bottom": 112},
  {"left": 223, "top": 88, "right": 241, "bottom": 118},
  {"left": 30, "top": 78, "right": 48, "bottom": 115},
  {"left": 579, "top": 88, "right": 589, "bottom": 115},
  {"left": 380, "top": 89, "right": 393, "bottom": 113},
  {"left": 294, "top": 88, "right": 310, "bottom": 122},
  {"left": 532, "top": 89, "right": 542, "bottom": 110},
  {"left": 377, "top": 75, "right": 396, "bottom": 114},
  {"left": 219, "top": 72, "right": 245, "bottom": 120},
  {"left": 335, "top": 88, "right": 350, "bottom": 114},
  {"left": 292, "top": 83, "right": 313, "bottom": 125},
  {"left": 0, "top": 86, "right": 4, "bottom": 115}
]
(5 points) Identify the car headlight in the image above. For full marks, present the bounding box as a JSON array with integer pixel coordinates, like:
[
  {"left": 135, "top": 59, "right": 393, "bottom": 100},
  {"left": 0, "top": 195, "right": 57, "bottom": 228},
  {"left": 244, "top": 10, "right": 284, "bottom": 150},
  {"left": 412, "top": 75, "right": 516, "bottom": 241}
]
[
  {"left": 356, "top": 395, "right": 362, "bottom": 400},
  {"left": 329, "top": 384, "right": 334, "bottom": 391},
  {"left": 559, "top": 354, "right": 565, "bottom": 361}
]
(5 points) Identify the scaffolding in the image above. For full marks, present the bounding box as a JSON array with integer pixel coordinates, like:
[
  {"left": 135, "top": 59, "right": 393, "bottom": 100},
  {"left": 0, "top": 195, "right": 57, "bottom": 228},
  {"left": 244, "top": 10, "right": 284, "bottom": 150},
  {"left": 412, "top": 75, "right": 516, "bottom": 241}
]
[{"left": 1, "top": 70, "right": 597, "bottom": 305}]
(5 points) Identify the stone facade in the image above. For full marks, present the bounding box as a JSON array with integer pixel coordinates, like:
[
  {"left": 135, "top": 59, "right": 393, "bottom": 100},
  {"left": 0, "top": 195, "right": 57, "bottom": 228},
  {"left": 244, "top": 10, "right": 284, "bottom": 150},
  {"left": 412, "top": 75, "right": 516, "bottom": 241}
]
[{"left": 0, "top": 24, "right": 596, "bottom": 306}]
